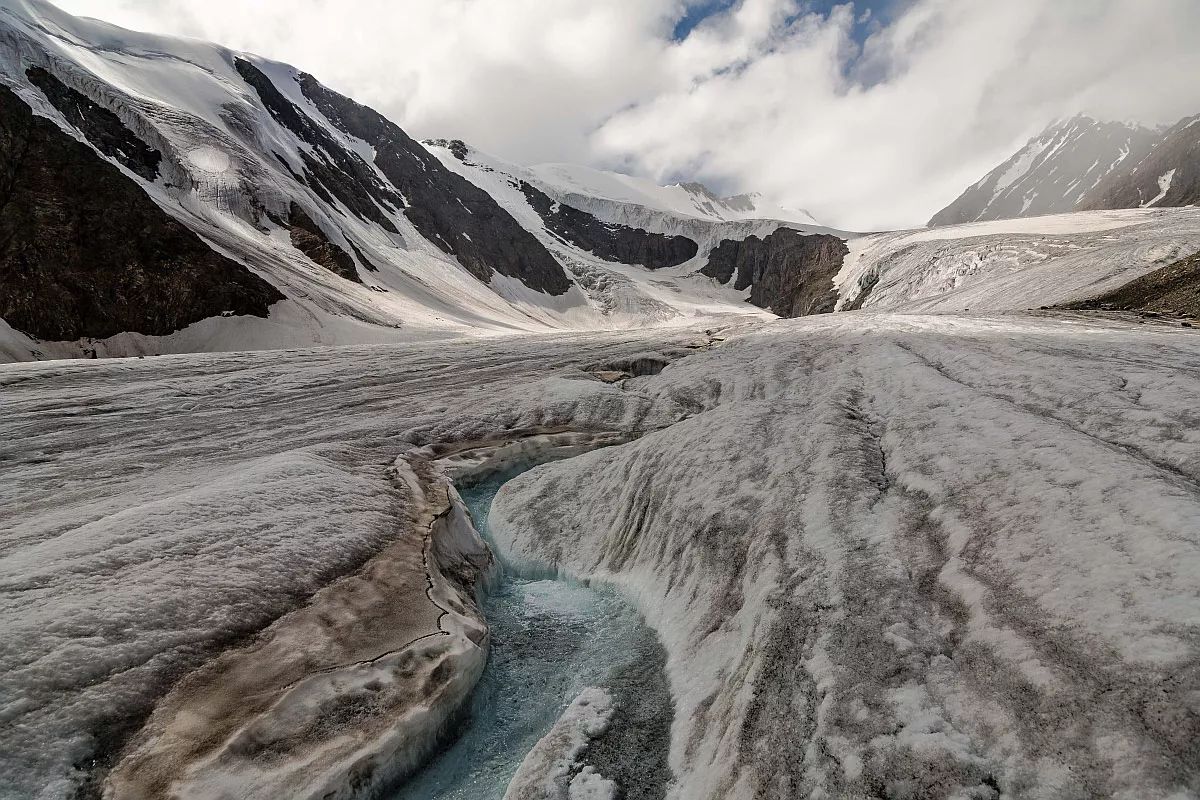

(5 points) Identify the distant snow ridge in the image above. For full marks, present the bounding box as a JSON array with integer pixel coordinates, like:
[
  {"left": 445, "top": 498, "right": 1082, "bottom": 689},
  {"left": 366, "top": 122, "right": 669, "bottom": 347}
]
[
  {"left": 527, "top": 163, "right": 819, "bottom": 227},
  {"left": 932, "top": 111, "right": 1200, "bottom": 226}
]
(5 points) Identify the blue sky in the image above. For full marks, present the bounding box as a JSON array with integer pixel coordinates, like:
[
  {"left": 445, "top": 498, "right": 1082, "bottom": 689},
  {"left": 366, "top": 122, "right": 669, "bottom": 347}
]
[{"left": 671, "top": 0, "right": 901, "bottom": 45}]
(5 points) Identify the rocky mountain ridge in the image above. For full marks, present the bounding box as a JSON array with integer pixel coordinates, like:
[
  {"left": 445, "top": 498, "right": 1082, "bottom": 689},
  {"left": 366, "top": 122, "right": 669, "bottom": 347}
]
[
  {"left": 1082, "top": 114, "right": 1200, "bottom": 212},
  {"left": 0, "top": 0, "right": 853, "bottom": 362},
  {"left": 1, "top": 0, "right": 1197, "bottom": 366},
  {"left": 931, "top": 112, "right": 1200, "bottom": 225}
]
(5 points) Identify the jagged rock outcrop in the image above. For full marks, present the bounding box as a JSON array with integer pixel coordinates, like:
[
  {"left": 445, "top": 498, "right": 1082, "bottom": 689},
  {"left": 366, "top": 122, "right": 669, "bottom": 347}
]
[
  {"left": 1063, "top": 249, "right": 1200, "bottom": 318},
  {"left": 287, "top": 202, "right": 360, "bottom": 283},
  {"left": 25, "top": 66, "right": 162, "bottom": 182},
  {"left": 294, "top": 72, "right": 572, "bottom": 295},
  {"left": 519, "top": 181, "right": 698, "bottom": 269},
  {"left": 1083, "top": 115, "right": 1200, "bottom": 211},
  {"left": 424, "top": 138, "right": 469, "bottom": 162},
  {"left": 702, "top": 229, "right": 848, "bottom": 317},
  {"left": 0, "top": 84, "right": 282, "bottom": 341}
]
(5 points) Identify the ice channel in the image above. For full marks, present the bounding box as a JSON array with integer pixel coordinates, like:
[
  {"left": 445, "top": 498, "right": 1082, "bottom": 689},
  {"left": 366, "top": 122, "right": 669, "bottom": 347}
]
[{"left": 390, "top": 468, "right": 673, "bottom": 800}]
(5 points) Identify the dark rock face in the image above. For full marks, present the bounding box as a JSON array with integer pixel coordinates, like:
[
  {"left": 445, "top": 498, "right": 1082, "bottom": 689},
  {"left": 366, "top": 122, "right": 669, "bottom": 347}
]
[
  {"left": 424, "top": 138, "right": 469, "bottom": 162},
  {"left": 25, "top": 66, "right": 161, "bottom": 182},
  {"left": 519, "top": 181, "right": 698, "bottom": 269},
  {"left": 287, "top": 203, "right": 360, "bottom": 283},
  {"left": 0, "top": 85, "right": 283, "bottom": 341},
  {"left": 1063, "top": 250, "right": 1200, "bottom": 318},
  {"left": 294, "top": 72, "right": 571, "bottom": 296},
  {"left": 345, "top": 238, "right": 381, "bottom": 273},
  {"left": 703, "top": 229, "right": 848, "bottom": 318},
  {"left": 844, "top": 271, "right": 880, "bottom": 311},
  {"left": 1083, "top": 115, "right": 1200, "bottom": 211},
  {"left": 234, "top": 58, "right": 402, "bottom": 234}
]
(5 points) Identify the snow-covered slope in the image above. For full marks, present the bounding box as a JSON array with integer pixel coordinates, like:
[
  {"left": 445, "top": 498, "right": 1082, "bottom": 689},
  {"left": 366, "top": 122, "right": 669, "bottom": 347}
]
[
  {"left": 0, "top": 0, "right": 610, "bottom": 355},
  {"left": 525, "top": 160, "right": 820, "bottom": 227},
  {"left": 929, "top": 115, "right": 1158, "bottom": 226},
  {"left": 419, "top": 141, "right": 770, "bottom": 322},
  {"left": 423, "top": 139, "right": 863, "bottom": 322},
  {"left": 841, "top": 207, "right": 1200, "bottom": 313},
  {"left": 0, "top": 0, "right": 817, "bottom": 363},
  {"left": 19, "top": 0, "right": 1193, "bottom": 369},
  {"left": 518, "top": 152, "right": 848, "bottom": 249}
]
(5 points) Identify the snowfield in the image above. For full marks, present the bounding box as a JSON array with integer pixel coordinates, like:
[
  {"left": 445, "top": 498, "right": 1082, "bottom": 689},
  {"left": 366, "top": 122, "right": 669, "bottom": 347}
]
[
  {"left": 836, "top": 207, "right": 1200, "bottom": 313},
  {"left": 3, "top": 312, "right": 1199, "bottom": 799}
]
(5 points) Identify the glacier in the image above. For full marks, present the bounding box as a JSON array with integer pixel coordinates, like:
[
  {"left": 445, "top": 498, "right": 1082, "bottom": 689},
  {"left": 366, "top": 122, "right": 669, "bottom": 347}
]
[
  {"left": 3, "top": 311, "right": 1199, "bottom": 798},
  {"left": 1, "top": 1, "right": 1199, "bottom": 799}
]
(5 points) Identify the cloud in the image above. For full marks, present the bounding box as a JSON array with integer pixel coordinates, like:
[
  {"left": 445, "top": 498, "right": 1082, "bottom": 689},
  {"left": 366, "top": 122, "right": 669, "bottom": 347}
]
[{"left": 52, "top": 0, "right": 1200, "bottom": 229}]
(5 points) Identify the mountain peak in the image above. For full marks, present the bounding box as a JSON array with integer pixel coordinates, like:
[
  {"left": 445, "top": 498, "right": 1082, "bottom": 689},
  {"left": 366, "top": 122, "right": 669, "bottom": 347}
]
[
  {"left": 674, "top": 180, "right": 722, "bottom": 201},
  {"left": 929, "top": 114, "right": 1165, "bottom": 225}
]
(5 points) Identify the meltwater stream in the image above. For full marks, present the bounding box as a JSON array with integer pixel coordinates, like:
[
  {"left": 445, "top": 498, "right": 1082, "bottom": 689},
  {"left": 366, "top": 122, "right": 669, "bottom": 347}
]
[{"left": 390, "top": 469, "right": 673, "bottom": 800}]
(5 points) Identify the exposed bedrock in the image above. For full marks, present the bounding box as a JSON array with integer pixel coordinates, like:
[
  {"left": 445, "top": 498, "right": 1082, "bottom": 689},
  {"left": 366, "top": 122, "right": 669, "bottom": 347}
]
[
  {"left": 0, "top": 84, "right": 283, "bottom": 341},
  {"left": 424, "top": 138, "right": 469, "bottom": 162},
  {"left": 287, "top": 202, "right": 361, "bottom": 283},
  {"left": 519, "top": 180, "right": 698, "bottom": 269},
  {"left": 543, "top": 190, "right": 790, "bottom": 250},
  {"left": 290, "top": 70, "right": 572, "bottom": 296},
  {"left": 702, "top": 228, "right": 848, "bottom": 317}
]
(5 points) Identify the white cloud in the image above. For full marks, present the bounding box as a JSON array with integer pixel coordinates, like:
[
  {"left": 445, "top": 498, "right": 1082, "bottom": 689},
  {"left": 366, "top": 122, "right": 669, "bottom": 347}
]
[{"left": 52, "top": 0, "right": 1200, "bottom": 229}]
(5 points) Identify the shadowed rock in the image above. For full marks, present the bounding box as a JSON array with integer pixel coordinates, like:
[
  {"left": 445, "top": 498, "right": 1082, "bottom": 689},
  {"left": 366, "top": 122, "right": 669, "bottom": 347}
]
[
  {"left": 235, "top": 58, "right": 403, "bottom": 234},
  {"left": 931, "top": 113, "right": 1200, "bottom": 226},
  {"left": 424, "top": 138, "right": 469, "bottom": 162},
  {"left": 0, "top": 84, "right": 282, "bottom": 341},
  {"left": 288, "top": 202, "right": 361, "bottom": 283},
  {"left": 25, "top": 66, "right": 161, "bottom": 182},
  {"left": 520, "top": 180, "right": 698, "bottom": 269},
  {"left": 703, "top": 228, "right": 848, "bottom": 317},
  {"left": 1062, "top": 249, "right": 1200, "bottom": 318},
  {"left": 1083, "top": 114, "right": 1200, "bottom": 211},
  {"left": 294, "top": 72, "right": 572, "bottom": 296}
]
